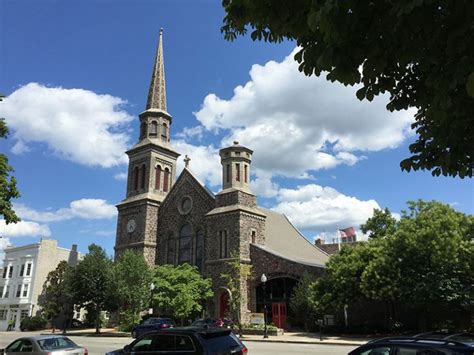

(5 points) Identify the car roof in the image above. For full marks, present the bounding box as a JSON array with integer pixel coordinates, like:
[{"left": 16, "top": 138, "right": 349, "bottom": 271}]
[
  {"left": 140, "top": 326, "right": 232, "bottom": 337},
  {"left": 366, "top": 334, "right": 474, "bottom": 348}
]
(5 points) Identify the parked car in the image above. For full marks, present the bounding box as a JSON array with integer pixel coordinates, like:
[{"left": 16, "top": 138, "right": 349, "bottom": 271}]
[
  {"left": 108, "top": 327, "right": 247, "bottom": 355},
  {"left": 191, "top": 318, "right": 233, "bottom": 328},
  {"left": 349, "top": 332, "right": 474, "bottom": 355},
  {"left": 131, "top": 317, "right": 176, "bottom": 338},
  {"left": 0, "top": 335, "right": 88, "bottom": 355}
]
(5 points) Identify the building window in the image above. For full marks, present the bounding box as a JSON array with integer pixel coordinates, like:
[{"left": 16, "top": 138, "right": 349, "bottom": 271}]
[
  {"left": 22, "top": 284, "right": 29, "bottom": 298},
  {"left": 19, "top": 264, "right": 25, "bottom": 277},
  {"left": 251, "top": 230, "right": 256, "bottom": 244},
  {"left": 226, "top": 164, "right": 231, "bottom": 183},
  {"left": 133, "top": 166, "right": 139, "bottom": 190},
  {"left": 16, "top": 285, "right": 21, "bottom": 298},
  {"left": 140, "top": 164, "right": 146, "bottom": 189},
  {"left": 163, "top": 168, "right": 170, "bottom": 192},
  {"left": 26, "top": 263, "right": 32, "bottom": 276},
  {"left": 2, "top": 267, "right": 7, "bottom": 279},
  {"left": 155, "top": 165, "right": 162, "bottom": 190},
  {"left": 8, "top": 266, "right": 12, "bottom": 278},
  {"left": 236, "top": 163, "right": 240, "bottom": 181},
  {"left": 4, "top": 285, "right": 9, "bottom": 298},
  {"left": 167, "top": 236, "right": 175, "bottom": 265},
  {"left": 0, "top": 309, "right": 6, "bottom": 320},
  {"left": 178, "top": 224, "right": 192, "bottom": 265},
  {"left": 150, "top": 121, "right": 158, "bottom": 136},
  {"left": 219, "top": 230, "right": 228, "bottom": 259},
  {"left": 140, "top": 121, "right": 146, "bottom": 139},
  {"left": 20, "top": 310, "right": 29, "bottom": 320},
  {"left": 244, "top": 165, "right": 248, "bottom": 183},
  {"left": 161, "top": 123, "right": 168, "bottom": 140},
  {"left": 195, "top": 230, "right": 204, "bottom": 273}
]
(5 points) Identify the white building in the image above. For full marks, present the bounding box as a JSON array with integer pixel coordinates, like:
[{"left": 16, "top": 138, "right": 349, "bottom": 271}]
[{"left": 0, "top": 239, "right": 80, "bottom": 331}]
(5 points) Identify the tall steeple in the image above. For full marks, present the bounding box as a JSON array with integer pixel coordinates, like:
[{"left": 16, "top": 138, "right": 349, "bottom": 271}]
[{"left": 146, "top": 28, "right": 167, "bottom": 113}]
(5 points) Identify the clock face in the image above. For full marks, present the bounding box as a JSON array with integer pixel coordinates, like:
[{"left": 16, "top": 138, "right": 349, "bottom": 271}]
[{"left": 127, "top": 218, "right": 136, "bottom": 233}]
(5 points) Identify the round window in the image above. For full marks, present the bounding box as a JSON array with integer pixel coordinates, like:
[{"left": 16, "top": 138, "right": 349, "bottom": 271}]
[{"left": 178, "top": 196, "right": 193, "bottom": 215}]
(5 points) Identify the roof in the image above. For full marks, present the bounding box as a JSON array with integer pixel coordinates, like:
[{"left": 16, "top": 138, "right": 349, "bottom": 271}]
[{"left": 259, "top": 209, "right": 329, "bottom": 267}]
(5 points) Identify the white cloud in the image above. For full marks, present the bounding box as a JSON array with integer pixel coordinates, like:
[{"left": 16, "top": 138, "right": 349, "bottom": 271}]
[
  {"left": 175, "top": 126, "right": 205, "bottom": 141},
  {"left": 114, "top": 172, "right": 128, "bottom": 181},
  {"left": 273, "top": 184, "right": 380, "bottom": 232},
  {"left": 250, "top": 172, "right": 280, "bottom": 198},
  {"left": 173, "top": 140, "right": 222, "bottom": 187},
  {"left": 1, "top": 82, "right": 133, "bottom": 168},
  {"left": 195, "top": 48, "right": 414, "bottom": 177},
  {"left": 14, "top": 199, "right": 117, "bottom": 223},
  {"left": 0, "top": 220, "right": 51, "bottom": 238}
]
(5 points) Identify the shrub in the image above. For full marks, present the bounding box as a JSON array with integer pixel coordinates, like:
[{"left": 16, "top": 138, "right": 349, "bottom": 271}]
[{"left": 20, "top": 316, "right": 47, "bottom": 331}]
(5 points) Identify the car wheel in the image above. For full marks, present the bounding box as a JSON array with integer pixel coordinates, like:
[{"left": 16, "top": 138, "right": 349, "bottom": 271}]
[{"left": 132, "top": 330, "right": 138, "bottom": 338}]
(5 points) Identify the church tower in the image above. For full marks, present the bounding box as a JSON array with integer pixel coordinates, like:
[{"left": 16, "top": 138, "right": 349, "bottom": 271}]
[{"left": 115, "top": 29, "right": 180, "bottom": 265}]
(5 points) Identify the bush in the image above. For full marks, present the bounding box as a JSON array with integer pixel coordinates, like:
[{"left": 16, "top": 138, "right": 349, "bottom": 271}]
[
  {"left": 242, "top": 323, "right": 278, "bottom": 331},
  {"left": 118, "top": 310, "right": 141, "bottom": 332},
  {"left": 20, "top": 316, "right": 47, "bottom": 331}
]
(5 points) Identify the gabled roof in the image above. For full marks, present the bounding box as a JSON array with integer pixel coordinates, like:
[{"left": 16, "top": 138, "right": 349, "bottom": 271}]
[{"left": 259, "top": 209, "right": 329, "bottom": 267}]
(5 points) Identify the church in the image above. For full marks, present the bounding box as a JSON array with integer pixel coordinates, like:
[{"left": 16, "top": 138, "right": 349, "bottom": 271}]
[{"left": 114, "top": 30, "right": 329, "bottom": 329}]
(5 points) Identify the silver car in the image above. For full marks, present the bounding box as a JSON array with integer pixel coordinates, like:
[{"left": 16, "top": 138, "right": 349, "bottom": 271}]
[{"left": 0, "top": 335, "right": 88, "bottom": 355}]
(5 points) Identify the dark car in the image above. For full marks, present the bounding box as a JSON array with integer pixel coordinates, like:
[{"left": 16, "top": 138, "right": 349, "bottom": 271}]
[
  {"left": 131, "top": 317, "right": 176, "bottom": 338},
  {"left": 349, "top": 332, "right": 474, "bottom": 355},
  {"left": 191, "top": 318, "right": 233, "bottom": 329},
  {"left": 107, "top": 326, "right": 248, "bottom": 355}
]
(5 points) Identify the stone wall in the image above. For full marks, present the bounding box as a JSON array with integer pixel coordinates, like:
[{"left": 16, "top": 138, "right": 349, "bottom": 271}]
[{"left": 216, "top": 190, "right": 257, "bottom": 208}]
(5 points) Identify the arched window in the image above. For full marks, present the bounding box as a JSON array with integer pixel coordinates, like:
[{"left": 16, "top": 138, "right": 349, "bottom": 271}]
[
  {"left": 167, "top": 235, "right": 175, "bottom": 265},
  {"left": 150, "top": 121, "right": 158, "bottom": 136},
  {"left": 140, "top": 164, "right": 146, "bottom": 189},
  {"left": 195, "top": 230, "right": 204, "bottom": 273},
  {"left": 140, "top": 121, "right": 146, "bottom": 139},
  {"left": 178, "top": 224, "right": 192, "bottom": 264},
  {"left": 133, "top": 166, "right": 139, "bottom": 190},
  {"left": 161, "top": 123, "right": 168, "bottom": 140},
  {"left": 155, "top": 165, "right": 162, "bottom": 190},
  {"left": 163, "top": 168, "right": 170, "bottom": 192}
]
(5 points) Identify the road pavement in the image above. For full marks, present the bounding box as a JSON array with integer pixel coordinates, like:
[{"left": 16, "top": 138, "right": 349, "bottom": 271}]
[{"left": 0, "top": 331, "right": 360, "bottom": 354}]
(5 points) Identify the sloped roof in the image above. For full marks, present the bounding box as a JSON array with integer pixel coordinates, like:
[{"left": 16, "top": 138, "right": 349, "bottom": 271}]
[{"left": 260, "top": 209, "right": 329, "bottom": 267}]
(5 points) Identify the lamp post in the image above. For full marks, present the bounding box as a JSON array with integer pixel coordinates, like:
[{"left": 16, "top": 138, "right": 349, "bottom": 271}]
[
  {"left": 261, "top": 274, "right": 269, "bottom": 339},
  {"left": 149, "top": 282, "right": 155, "bottom": 315}
]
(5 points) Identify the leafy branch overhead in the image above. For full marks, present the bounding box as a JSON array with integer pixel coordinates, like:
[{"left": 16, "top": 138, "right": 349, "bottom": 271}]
[
  {"left": 222, "top": 0, "right": 474, "bottom": 178},
  {"left": 0, "top": 93, "right": 20, "bottom": 224}
]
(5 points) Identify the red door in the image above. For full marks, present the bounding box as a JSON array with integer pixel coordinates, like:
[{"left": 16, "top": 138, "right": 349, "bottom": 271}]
[
  {"left": 219, "top": 292, "right": 229, "bottom": 319},
  {"left": 272, "top": 302, "right": 287, "bottom": 329}
]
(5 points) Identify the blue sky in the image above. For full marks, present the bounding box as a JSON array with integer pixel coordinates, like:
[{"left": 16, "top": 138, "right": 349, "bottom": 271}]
[{"left": 0, "top": 0, "right": 472, "bottom": 260}]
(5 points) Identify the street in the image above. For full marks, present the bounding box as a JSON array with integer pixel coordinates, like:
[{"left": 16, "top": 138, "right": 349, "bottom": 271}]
[{"left": 0, "top": 332, "right": 358, "bottom": 354}]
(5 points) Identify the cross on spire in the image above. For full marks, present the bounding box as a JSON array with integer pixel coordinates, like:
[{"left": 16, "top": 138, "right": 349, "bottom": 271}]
[
  {"left": 184, "top": 155, "right": 191, "bottom": 168},
  {"left": 146, "top": 28, "right": 167, "bottom": 112}
]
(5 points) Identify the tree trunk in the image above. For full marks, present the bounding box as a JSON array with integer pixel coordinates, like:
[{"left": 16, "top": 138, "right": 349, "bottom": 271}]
[{"left": 95, "top": 305, "right": 100, "bottom": 334}]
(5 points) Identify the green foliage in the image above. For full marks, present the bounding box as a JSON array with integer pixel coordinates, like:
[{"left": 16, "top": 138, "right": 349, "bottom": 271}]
[
  {"left": 118, "top": 309, "right": 138, "bottom": 332},
  {"left": 360, "top": 208, "right": 397, "bottom": 239},
  {"left": 311, "top": 201, "right": 474, "bottom": 328},
  {"left": 220, "top": 252, "right": 253, "bottom": 328},
  {"left": 221, "top": 1, "right": 474, "bottom": 178},
  {"left": 114, "top": 250, "right": 153, "bottom": 329},
  {"left": 38, "top": 261, "right": 74, "bottom": 322},
  {"left": 0, "top": 116, "right": 21, "bottom": 224},
  {"left": 68, "top": 244, "right": 117, "bottom": 333},
  {"left": 289, "top": 273, "right": 317, "bottom": 330},
  {"left": 152, "top": 264, "right": 213, "bottom": 323},
  {"left": 242, "top": 323, "right": 278, "bottom": 331},
  {"left": 20, "top": 316, "right": 47, "bottom": 331}
]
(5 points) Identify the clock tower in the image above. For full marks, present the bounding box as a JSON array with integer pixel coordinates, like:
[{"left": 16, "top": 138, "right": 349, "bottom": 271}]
[{"left": 114, "top": 29, "right": 179, "bottom": 265}]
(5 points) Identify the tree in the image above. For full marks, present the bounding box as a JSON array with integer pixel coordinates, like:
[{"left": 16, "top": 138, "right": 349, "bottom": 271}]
[
  {"left": 311, "top": 201, "right": 474, "bottom": 330},
  {"left": 221, "top": 1, "right": 474, "bottom": 178},
  {"left": 37, "top": 261, "right": 73, "bottom": 333},
  {"left": 68, "top": 244, "right": 117, "bottom": 333},
  {"left": 360, "top": 207, "right": 397, "bottom": 239},
  {"left": 152, "top": 264, "right": 213, "bottom": 324},
  {"left": 220, "top": 252, "right": 253, "bottom": 332},
  {"left": 289, "top": 272, "right": 317, "bottom": 330},
  {"left": 0, "top": 94, "right": 20, "bottom": 224},
  {"left": 114, "top": 250, "right": 153, "bottom": 331}
]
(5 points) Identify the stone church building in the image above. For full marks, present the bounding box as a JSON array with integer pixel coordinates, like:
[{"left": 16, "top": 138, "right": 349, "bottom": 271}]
[{"left": 114, "top": 30, "right": 329, "bottom": 328}]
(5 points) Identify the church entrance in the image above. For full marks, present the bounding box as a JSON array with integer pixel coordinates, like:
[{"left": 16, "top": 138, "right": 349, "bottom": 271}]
[
  {"left": 256, "top": 277, "right": 298, "bottom": 330},
  {"left": 219, "top": 290, "right": 230, "bottom": 319}
]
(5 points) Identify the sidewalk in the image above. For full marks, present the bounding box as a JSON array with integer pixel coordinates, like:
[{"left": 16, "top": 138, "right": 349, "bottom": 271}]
[{"left": 37, "top": 328, "right": 371, "bottom": 346}]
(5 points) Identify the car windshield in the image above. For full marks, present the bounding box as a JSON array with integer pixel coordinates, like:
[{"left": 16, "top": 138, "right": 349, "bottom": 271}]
[
  {"left": 37, "top": 337, "right": 77, "bottom": 350},
  {"left": 200, "top": 332, "right": 242, "bottom": 352}
]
